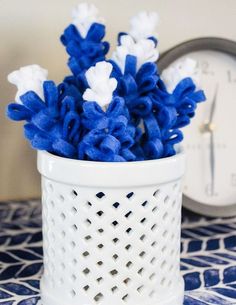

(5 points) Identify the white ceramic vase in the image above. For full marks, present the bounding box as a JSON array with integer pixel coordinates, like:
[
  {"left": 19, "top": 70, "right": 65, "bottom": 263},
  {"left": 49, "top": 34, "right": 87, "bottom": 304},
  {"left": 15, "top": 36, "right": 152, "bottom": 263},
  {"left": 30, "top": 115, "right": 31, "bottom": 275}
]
[{"left": 37, "top": 150, "right": 185, "bottom": 305}]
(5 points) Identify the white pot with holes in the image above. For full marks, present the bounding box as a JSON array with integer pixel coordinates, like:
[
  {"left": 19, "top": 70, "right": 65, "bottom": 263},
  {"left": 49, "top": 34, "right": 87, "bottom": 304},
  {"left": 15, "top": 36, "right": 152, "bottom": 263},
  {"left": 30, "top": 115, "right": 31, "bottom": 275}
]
[{"left": 37, "top": 150, "right": 185, "bottom": 305}]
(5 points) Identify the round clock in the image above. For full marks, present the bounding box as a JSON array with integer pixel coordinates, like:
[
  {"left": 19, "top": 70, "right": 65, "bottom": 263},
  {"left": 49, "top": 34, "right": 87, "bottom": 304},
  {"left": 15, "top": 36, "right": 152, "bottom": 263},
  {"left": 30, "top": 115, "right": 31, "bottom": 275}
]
[{"left": 159, "top": 37, "right": 236, "bottom": 217}]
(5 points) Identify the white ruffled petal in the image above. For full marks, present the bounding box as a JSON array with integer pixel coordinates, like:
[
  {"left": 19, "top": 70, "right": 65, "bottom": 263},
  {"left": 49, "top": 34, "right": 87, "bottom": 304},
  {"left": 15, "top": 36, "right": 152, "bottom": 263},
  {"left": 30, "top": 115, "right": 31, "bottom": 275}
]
[
  {"left": 8, "top": 65, "right": 48, "bottom": 103},
  {"left": 130, "top": 11, "right": 159, "bottom": 41},
  {"left": 72, "top": 3, "right": 104, "bottom": 38},
  {"left": 83, "top": 61, "right": 117, "bottom": 108},
  {"left": 83, "top": 88, "right": 97, "bottom": 103},
  {"left": 161, "top": 58, "right": 199, "bottom": 93},
  {"left": 112, "top": 35, "right": 159, "bottom": 73}
]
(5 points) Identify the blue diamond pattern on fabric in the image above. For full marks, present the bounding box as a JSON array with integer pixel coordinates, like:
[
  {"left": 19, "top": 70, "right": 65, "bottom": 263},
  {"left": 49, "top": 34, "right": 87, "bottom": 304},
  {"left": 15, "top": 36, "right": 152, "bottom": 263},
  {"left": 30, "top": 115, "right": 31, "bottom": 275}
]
[{"left": 0, "top": 200, "right": 236, "bottom": 305}]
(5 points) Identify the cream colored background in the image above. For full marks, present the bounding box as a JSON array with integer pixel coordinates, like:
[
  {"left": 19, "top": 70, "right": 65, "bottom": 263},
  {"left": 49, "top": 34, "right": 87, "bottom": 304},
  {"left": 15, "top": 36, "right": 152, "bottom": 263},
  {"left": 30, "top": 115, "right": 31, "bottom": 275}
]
[{"left": 0, "top": 0, "right": 236, "bottom": 200}]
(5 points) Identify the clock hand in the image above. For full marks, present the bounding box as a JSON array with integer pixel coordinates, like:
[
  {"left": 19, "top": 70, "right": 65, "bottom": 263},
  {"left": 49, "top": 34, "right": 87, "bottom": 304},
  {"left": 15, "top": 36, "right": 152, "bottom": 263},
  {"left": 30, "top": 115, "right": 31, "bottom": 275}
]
[
  {"left": 200, "top": 83, "right": 218, "bottom": 133},
  {"left": 210, "top": 132, "right": 215, "bottom": 195},
  {"left": 209, "top": 83, "right": 218, "bottom": 124},
  {"left": 209, "top": 84, "right": 218, "bottom": 195}
]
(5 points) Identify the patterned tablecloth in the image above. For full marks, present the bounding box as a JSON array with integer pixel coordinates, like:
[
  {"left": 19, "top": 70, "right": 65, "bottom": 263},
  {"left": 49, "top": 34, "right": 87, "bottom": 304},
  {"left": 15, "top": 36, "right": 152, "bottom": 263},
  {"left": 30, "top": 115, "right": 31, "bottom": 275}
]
[{"left": 0, "top": 200, "right": 236, "bottom": 305}]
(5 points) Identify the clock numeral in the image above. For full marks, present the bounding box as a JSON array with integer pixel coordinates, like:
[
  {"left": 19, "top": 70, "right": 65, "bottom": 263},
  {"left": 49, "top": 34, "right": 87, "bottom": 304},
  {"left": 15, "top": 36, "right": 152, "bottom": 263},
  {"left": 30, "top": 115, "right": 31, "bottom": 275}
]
[
  {"left": 231, "top": 174, "right": 236, "bottom": 187},
  {"left": 200, "top": 61, "right": 214, "bottom": 75}
]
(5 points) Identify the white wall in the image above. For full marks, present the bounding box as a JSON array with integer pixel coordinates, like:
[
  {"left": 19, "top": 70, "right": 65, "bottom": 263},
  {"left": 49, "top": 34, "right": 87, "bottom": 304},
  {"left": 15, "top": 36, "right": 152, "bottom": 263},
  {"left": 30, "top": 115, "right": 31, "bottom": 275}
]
[{"left": 0, "top": 0, "right": 236, "bottom": 199}]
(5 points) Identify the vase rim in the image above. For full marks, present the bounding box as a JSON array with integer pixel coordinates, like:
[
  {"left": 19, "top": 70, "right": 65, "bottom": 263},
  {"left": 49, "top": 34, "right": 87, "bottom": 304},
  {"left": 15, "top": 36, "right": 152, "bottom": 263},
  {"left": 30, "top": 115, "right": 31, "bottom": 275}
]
[
  {"left": 38, "top": 148, "right": 184, "bottom": 165},
  {"left": 37, "top": 149, "right": 185, "bottom": 187}
]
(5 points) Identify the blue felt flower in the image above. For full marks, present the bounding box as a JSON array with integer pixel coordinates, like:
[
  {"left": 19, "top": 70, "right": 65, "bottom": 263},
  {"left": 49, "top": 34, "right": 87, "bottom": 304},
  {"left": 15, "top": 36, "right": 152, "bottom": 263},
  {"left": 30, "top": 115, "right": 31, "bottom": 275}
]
[
  {"left": 172, "top": 77, "right": 206, "bottom": 128},
  {"left": 82, "top": 97, "right": 128, "bottom": 130},
  {"left": 110, "top": 55, "right": 159, "bottom": 131},
  {"left": 61, "top": 23, "right": 109, "bottom": 77},
  {"left": 79, "top": 97, "right": 137, "bottom": 161},
  {"left": 112, "top": 55, "right": 158, "bottom": 101},
  {"left": 110, "top": 55, "right": 166, "bottom": 159},
  {"left": 7, "top": 81, "right": 81, "bottom": 158},
  {"left": 78, "top": 129, "right": 137, "bottom": 162},
  {"left": 6, "top": 7, "right": 207, "bottom": 162},
  {"left": 148, "top": 77, "right": 205, "bottom": 157}
]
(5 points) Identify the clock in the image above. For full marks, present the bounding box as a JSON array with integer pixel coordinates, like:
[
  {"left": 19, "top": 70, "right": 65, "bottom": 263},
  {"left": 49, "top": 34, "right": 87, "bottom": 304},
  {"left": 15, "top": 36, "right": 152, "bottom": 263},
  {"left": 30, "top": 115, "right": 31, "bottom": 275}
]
[{"left": 159, "top": 37, "right": 236, "bottom": 217}]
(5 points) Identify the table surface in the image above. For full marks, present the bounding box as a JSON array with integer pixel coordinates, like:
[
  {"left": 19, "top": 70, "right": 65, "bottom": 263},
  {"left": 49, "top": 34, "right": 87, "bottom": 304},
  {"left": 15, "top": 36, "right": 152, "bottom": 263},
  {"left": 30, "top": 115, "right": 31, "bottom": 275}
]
[{"left": 0, "top": 200, "right": 236, "bottom": 305}]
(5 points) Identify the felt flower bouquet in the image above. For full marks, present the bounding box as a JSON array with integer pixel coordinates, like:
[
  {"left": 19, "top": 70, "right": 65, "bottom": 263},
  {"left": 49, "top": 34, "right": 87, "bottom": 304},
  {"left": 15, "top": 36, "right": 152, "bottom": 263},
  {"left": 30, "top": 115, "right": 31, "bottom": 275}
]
[
  {"left": 7, "top": 5, "right": 205, "bottom": 305},
  {"left": 6, "top": 3, "right": 205, "bottom": 162}
]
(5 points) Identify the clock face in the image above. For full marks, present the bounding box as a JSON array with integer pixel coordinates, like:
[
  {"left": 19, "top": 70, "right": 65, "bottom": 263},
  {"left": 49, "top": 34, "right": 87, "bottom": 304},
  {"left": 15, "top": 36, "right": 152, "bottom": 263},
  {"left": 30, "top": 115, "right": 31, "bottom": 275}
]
[{"left": 170, "top": 50, "right": 236, "bottom": 206}]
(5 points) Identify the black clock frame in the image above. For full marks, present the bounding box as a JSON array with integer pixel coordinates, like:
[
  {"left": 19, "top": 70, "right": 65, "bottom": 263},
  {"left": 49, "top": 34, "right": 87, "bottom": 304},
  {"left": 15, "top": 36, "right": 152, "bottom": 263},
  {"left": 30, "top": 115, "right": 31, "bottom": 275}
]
[
  {"left": 158, "top": 37, "right": 236, "bottom": 217},
  {"left": 158, "top": 37, "right": 236, "bottom": 72}
]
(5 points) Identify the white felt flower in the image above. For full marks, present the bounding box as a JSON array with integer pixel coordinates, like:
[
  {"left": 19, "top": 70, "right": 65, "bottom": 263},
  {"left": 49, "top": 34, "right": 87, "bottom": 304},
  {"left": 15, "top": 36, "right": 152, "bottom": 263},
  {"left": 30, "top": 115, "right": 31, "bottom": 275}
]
[
  {"left": 112, "top": 34, "right": 159, "bottom": 73},
  {"left": 161, "top": 58, "right": 199, "bottom": 93},
  {"left": 130, "top": 11, "right": 159, "bottom": 41},
  {"left": 8, "top": 65, "right": 48, "bottom": 103},
  {"left": 72, "top": 3, "right": 104, "bottom": 38},
  {"left": 83, "top": 61, "right": 117, "bottom": 108}
]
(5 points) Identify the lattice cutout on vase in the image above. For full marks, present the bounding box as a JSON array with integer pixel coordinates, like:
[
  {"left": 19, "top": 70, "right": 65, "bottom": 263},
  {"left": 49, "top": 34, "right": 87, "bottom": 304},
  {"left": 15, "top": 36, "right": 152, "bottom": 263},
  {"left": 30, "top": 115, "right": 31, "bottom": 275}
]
[{"left": 41, "top": 177, "right": 182, "bottom": 305}]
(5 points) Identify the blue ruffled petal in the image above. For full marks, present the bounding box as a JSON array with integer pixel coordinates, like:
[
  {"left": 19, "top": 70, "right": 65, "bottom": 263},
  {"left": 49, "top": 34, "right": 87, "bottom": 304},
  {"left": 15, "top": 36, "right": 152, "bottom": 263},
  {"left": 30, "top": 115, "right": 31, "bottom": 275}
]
[
  {"left": 62, "top": 111, "right": 80, "bottom": 143},
  {"left": 144, "top": 138, "right": 164, "bottom": 160},
  {"left": 143, "top": 114, "right": 161, "bottom": 140},
  {"left": 7, "top": 104, "right": 33, "bottom": 121},
  {"left": 31, "top": 133, "right": 53, "bottom": 151},
  {"left": 107, "top": 97, "right": 125, "bottom": 117},
  {"left": 124, "top": 55, "right": 137, "bottom": 76},
  {"left": 120, "top": 74, "right": 138, "bottom": 97},
  {"left": 61, "top": 24, "right": 82, "bottom": 46},
  {"left": 20, "top": 92, "right": 45, "bottom": 113},
  {"left": 24, "top": 123, "right": 40, "bottom": 141},
  {"left": 31, "top": 109, "right": 56, "bottom": 131},
  {"left": 128, "top": 97, "right": 152, "bottom": 117},
  {"left": 43, "top": 81, "right": 59, "bottom": 111},
  {"left": 86, "top": 23, "right": 106, "bottom": 43},
  {"left": 52, "top": 138, "right": 77, "bottom": 158}
]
